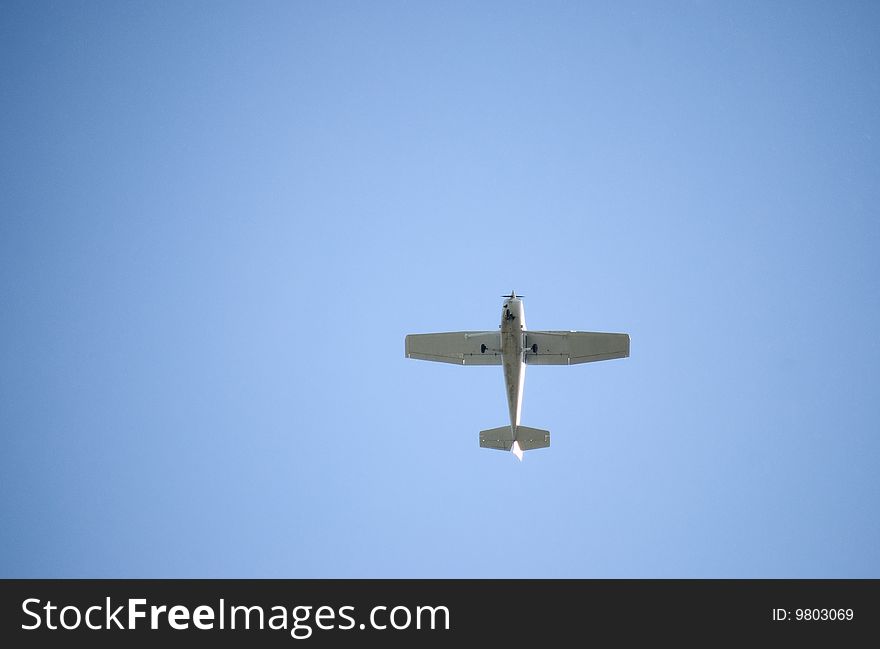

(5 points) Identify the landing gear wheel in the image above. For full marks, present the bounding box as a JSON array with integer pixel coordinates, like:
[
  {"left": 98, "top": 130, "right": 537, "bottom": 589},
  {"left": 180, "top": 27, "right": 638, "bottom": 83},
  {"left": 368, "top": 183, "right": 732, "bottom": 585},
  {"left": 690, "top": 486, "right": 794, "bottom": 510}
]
[{"left": 481, "top": 344, "right": 487, "bottom": 353}]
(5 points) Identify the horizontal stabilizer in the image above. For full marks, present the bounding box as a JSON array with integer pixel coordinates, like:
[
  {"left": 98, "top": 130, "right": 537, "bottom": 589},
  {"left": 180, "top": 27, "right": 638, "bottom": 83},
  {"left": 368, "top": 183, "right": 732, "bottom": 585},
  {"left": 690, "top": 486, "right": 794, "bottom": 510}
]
[
  {"left": 479, "top": 426, "right": 514, "bottom": 451},
  {"left": 479, "top": 425, "right": 550, "bottom": 453},
  {"left": 515, "top": 426, "right": 551, "bottom": 451}
]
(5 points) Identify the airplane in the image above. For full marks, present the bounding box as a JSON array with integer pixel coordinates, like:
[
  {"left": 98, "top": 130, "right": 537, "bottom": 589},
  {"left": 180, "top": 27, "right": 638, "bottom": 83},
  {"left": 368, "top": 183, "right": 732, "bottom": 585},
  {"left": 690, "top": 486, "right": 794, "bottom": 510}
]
[{"left": 405, "top": 292, "right": 629, "bottom": 460}]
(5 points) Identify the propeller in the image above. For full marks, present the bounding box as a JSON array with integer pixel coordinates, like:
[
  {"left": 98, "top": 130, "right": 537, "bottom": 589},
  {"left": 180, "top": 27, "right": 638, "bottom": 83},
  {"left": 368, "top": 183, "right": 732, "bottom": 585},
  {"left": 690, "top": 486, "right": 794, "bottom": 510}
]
[{"left": 501, "top": 291, "right": 523, "bottom": 299}]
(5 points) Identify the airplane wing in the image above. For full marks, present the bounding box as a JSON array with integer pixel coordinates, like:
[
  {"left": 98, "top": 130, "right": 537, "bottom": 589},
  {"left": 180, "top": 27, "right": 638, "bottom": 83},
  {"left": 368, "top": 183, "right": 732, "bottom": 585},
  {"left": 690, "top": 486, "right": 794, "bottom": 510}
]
[
  {"left": 525, "top": 331, "right": 630, "bottom": 365},
  {"left": 405, "top": 331, "right": 502, "bottom": 365}
]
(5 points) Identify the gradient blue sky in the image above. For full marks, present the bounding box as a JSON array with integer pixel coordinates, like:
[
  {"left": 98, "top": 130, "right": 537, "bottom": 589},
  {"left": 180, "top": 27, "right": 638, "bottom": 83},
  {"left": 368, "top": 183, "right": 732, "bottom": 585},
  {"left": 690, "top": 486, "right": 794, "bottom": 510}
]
[{"left": 2, "top": 1, "right": 878, "bottom": 577}]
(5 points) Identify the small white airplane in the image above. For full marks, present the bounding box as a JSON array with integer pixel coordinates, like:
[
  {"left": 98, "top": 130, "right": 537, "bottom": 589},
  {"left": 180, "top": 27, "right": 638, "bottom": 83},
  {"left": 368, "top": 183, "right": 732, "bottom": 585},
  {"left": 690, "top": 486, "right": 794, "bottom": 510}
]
[{"left": 405, "top": 292, "right": 629, "bottom": 460}]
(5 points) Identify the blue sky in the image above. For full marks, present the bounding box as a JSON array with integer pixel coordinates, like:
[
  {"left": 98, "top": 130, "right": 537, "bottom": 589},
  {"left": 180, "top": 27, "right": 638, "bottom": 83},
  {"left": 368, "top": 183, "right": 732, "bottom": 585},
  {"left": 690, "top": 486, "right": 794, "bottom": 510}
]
[{"left": 2, "top": 1, "right": 878, "bottom": 577}]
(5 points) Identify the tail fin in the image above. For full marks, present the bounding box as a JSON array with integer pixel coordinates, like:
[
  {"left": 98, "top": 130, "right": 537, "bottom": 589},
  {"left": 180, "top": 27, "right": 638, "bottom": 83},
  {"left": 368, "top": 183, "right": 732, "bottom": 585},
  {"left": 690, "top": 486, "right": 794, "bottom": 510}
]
[{"left": 479, "top": 425, "right": 550, "bottom": 460}]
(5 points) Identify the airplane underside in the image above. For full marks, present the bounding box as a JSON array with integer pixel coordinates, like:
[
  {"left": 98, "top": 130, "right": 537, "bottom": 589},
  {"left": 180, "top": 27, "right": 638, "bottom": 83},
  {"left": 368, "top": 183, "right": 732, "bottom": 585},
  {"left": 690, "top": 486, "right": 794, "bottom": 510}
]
[{"left": 405, "top": 292, "right": 629, "bottom": 460}]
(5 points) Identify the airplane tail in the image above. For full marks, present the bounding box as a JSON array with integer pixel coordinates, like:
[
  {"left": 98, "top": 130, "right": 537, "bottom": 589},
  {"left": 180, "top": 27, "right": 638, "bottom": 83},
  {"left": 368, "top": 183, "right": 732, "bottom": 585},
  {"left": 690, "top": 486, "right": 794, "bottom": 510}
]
[{"left": 479, "top": 425, "right": 550, "bottom": 460}]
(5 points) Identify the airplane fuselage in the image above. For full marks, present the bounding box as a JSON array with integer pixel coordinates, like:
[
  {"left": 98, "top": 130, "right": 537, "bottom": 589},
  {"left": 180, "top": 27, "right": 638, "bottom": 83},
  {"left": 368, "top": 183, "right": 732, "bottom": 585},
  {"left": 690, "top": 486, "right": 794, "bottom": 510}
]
[{"left": 501, "top": 297, "right": 526, "bottom": 435}]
